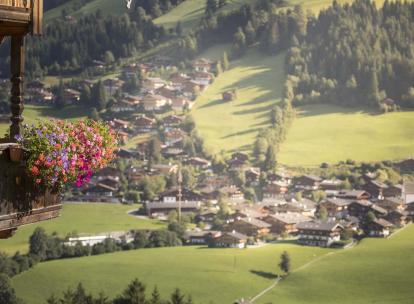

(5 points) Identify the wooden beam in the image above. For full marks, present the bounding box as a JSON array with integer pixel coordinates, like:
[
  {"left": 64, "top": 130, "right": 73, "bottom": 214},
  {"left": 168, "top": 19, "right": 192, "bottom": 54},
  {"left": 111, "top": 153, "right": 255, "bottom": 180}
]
[{"left": 9, "top": 35, "right": 24, "bottom": 141}]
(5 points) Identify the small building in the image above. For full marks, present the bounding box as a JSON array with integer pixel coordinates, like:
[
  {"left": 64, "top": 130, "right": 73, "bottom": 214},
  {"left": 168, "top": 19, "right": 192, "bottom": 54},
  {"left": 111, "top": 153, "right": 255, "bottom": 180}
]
[
  {"left": 158, "top": 188, "right": 203, "bottom": 203},
  {"left": 185, "top": 230, "right": 221, "bottom": 245},
  {"left": 188, "top": 157, "right": 211, "bottom": 169},
  {"left": 220, "top": 186, "right": 245, "bottom": 203},
  {"left": 142, "top": 77, "right": 166, "bottom": 91},
  {"left": 222, "top": 89, "right": 237, "bottom": 101},
  {"left": 192, "top": 58, "right": 214, "bottom": 73},
  {"left": 134, "top": 115, "right": 157, "bottom": 133},
  {"left": 294, "top": 175, "right": 321, "bottom": 190},
  {"left": 331, "top": 190, "right": 371, "bottom": 201},
  {"left": 385, "top": 210, "right": 409, "bottom": 227},
  {"left": 319, "top": 198, "right": 351, "bottom": 217},
  {"left": 225, "top": 218, "right": 271, "bottom": 237},
  {"left": 171, "top": 97, "right": 192, "bottom": 111},
  {"left": 320, "top": 179, "right": 343, "bottom": 191},
  {"left": 348, "top": 200, "right": 387, "bottom": 219},
  {"left": 364, "top": 180, "right": 388, "bottom": 199},
  {"left": 375, "top": 197, "right": 405, "bottom": 212},
  {"left": 262, "top": 213, "right": 311, "bottom": 235},
  {"left": 212, "top": 231, "right": 248, "bottom": 248},
  {"left": 142, "top": 94, "right": 170, "bottom": 111},
  {"left": 383, "top": 184, "right": 403, "bottom": 198},
  {"left": 367, "top": 218, "right": 393, "bottom": 237},
  {"left": 263, "top": 182, "right": 289, "bottom": 200},
  {"left": 145, "top": 202, "right": 201, "bottom": 217},
  {"left": 297, "top": 221, "right": 344, "bottom": 247},
  {"left": 162, "top": 115, "right": 183, "bottom": 127}
]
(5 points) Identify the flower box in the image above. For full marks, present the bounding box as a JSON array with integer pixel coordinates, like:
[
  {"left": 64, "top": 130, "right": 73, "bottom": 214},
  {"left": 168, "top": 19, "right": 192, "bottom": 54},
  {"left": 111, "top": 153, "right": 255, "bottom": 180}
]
[{"left": 0, "top": 120, "right": 117, "bottom": 238}]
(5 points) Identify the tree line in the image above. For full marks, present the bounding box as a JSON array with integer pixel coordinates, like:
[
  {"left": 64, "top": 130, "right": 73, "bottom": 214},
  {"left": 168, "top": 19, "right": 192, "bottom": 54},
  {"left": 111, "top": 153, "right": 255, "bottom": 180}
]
[
  {"left": 0, "top": 275, "right": 196, "bottom": 304},
  {"left": 285, "top": 0, "right": 414, "bottom": 110},
  {"left": 0, "top": 7, "right": 165, "bottom": 79}
]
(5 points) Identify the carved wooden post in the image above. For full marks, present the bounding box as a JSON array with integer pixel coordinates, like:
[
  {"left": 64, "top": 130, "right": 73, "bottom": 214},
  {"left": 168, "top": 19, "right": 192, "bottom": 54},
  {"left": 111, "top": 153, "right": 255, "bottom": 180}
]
[{"left": 9, "top": 35, "right": 25, "bottom": 141}]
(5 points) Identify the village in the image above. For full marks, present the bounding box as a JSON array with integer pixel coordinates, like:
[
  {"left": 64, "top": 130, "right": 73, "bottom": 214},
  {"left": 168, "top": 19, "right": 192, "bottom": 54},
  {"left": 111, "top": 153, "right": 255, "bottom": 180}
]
[{"left": 2, "top": 53, "right": 414, "bottom": 250}]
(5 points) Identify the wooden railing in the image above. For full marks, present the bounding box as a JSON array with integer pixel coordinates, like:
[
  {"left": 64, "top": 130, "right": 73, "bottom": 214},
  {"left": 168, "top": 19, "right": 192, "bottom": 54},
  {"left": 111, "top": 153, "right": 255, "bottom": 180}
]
[{"left": 0, "top": 0, "right": 32, "bottom": 9}]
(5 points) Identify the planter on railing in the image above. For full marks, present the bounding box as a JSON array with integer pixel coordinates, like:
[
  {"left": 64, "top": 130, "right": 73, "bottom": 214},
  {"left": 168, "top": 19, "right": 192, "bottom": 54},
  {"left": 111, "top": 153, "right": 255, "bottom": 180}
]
[{"left": 0, "top": 120, "right": 117, "bottom": 238}]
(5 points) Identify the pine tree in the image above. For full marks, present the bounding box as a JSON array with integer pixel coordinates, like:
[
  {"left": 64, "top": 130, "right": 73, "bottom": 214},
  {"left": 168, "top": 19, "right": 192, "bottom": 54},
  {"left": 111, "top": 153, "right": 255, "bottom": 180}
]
[
  {"left": 279, "top": 251, "right": 291, "bottom": 274},
  {"left": 263, "top": 145, "right": 277, "bottom": 172},
  {"left": 92, "top": 80, "right": 108, "bottom": 110},
  {"left": 54, "top": 79, "right": 66, "bottom": 109},
  {"left": 170, "top": 288, "right": 185, "bottom": 304},
  {"left": 115, "top": 278, "right": 147, "bottom": 304},
  {"left": 232, "top": 27, "right": 247, "bottom": 58},
  {"left": 150, "top": 286, "right": 161, "bottom": 304},
  {"left": 80, "top": 84, "right": 91, "bottom": 106}
]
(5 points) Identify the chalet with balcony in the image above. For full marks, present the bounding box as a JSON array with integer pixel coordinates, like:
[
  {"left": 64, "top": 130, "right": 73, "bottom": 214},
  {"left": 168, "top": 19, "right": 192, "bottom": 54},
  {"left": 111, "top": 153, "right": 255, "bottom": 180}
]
[
  {"left": 212, "top": 231, "right": 247, "bottom": 248},
  {"left": 134, "top": 115, "right": 156, "bottom": 133},
  {"left": 245, "top": 167, "right": 260, "bottom": 185},
  {"left": 262, "top": 213, "right": 311, "bottom": 235},
  {"left": 331, "top": 190, "right": 371, "bottom": 201},
  {"left": 375, "top": 197, "right": 405, "bottom": 212},
  {"left": 142, "top": 94, "right": 170, "bottom": 111},
  {"left": 319, "top": 198, "right": 351, "bottom": 217},
  {"left": 225, "top": 218, "right": 270, "bottom": 237},
  {"left": 163, "top": 114, "right": 183, "bottom": 127},
  {"left": 383, "top": 184, "right": 403, "bottom": 198},
  {"left": 294, "top": 175, "right": 321, "bottom": 190},
  {"left": 158, "top": 187, "right": 203, "bottom": 203},
  {"left": 192, "top": 58, "right": 215, "bottom": 73},
  {"left": 297, "top": 221, "right": 344, "bottom": 247},
  {"left": 185, "top": 230, "right": 221, "bottom": 245},
  {"left": 145, "top": 202, "right": 201, "bottom": 217},
  {"left": 171, "top": 96, "right": 192, "bottom": 111},
  {"left": 320, "top": 179, "right": 342, "bottom": 190},
  {"left": 364, "top": 180, "right": 388, "bottom": 199},
  {"left": 385, "top": 210, "right": 409, "bottom": 227},
  {"left": 188, "top": 157, "right": 211, "bottom": 169},
  {"left": 220, "top": 186, "right": 245, "bottom": 203},
  {"left": 263, "top": 181, "right": 289, "bottom": 200},
  {"left": 348, "top": 200, "right": 387, "bottom": 219},
  {"left": 367, "top": 218, "right": 393, "bottom": 237},
  {"left": 142, "top": 77, "right": 166, "bottom": 91}
]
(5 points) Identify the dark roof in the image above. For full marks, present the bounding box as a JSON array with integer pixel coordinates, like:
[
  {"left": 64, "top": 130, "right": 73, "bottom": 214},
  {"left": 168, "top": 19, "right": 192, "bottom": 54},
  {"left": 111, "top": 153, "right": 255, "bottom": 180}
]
[
  {"left": 222, "top": 231, "right": 248, "bottom": 240},
  {"left": 296, "top": 220, "right": 343, "bottom": 232},
  {"left": 240, "top": 218, "right": 271, "bottom": 228},
  {"left": 372, "top": 218, "right": 393, "bottom": 228},
  {"left": 269, "top": 213, "right": 311, "bottom": 224},
  {"left": 322, "top": 198, "right": 351, "bottom": 207},
  {"left": 336, "top": 190, "right": 370, "bottom": 199},
  {"left": 146, "top": 202, "right": 200, "bottom": 210}
]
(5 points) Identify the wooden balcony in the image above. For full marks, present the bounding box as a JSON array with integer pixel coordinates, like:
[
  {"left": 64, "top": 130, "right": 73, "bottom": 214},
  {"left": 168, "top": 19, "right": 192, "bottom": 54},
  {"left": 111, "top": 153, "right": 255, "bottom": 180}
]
[
  {"left": 0, "top": 144, "right": 62, "bottom": 238},
  {"left": 0, "top": 0, "right": 43, "bottom": 36},
  {"left": 0, "top": 0, "right": 55, "bottom": 239}
]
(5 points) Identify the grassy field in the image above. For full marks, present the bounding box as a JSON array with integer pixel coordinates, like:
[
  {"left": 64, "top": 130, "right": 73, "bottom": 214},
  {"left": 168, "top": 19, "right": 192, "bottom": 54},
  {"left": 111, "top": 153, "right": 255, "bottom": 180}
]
[
  {"left": 0, "top": 104, "right": 90, "bottom": 138},
  {"left": 278, "top": 104, "right": 414, "bottom": 167},
  {"left": 45, "top": 0, "right": 128, "bottom": 21},
  {"left": 12, "top": 243, "right": 329, "bottom": 304},
  {"left": 259, "top": 224, "right": 414, "bottom": 304},
  {"left": 0, "top": 203, "right": 164, "bottom": 255},
  {"left": 154, "top": 0, "right": 254, "bottom": 33},
  {"left": 192, "top": 48, "right": 285, "bottom": 155}
]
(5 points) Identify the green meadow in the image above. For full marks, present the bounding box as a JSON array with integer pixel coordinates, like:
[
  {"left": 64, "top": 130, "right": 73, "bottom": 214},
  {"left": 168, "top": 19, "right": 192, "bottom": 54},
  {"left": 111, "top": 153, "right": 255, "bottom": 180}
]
[
  {"left": 279, "top": 105, "right": 414, "bottom": 167},
  {"left": 192, "top": 49, "right": 285, "bottom": 155},
  {"left": 12, "top": 243, "right": 329, "bottom": 304},
  {"left": 0, "top": 203, "right": 164, "bottom": 255},
  {"left": 259, "top": 225, "right": 414, "bottom": 304},
  {"left": 11, "top": 225, "right": 414, "bottom": 304},
  {"left": 0, "top": 104, "right": 90, "bottom": 138},
  {"left": 154, "top": 0, "right": 254, "bottom": 33}
]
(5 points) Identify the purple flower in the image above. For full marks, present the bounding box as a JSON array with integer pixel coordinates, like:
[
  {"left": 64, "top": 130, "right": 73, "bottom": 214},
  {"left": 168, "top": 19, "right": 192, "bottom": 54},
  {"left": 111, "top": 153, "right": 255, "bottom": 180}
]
[{"left": 14, "top": 134, "right": 23, "bottom": 142}]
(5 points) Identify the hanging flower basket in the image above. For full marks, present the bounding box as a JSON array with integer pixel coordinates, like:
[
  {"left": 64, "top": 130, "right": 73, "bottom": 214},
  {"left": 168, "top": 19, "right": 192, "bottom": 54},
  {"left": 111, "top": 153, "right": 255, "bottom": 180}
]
[{"left": 16, "top": 119, "right": 118, "bottom": 191}]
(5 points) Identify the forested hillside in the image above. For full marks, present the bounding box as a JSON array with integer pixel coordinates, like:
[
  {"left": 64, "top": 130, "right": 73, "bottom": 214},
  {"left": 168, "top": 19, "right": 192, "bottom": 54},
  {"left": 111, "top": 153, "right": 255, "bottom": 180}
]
[{"left": 286, "top": 0, "right": 414, "bottom": 109}]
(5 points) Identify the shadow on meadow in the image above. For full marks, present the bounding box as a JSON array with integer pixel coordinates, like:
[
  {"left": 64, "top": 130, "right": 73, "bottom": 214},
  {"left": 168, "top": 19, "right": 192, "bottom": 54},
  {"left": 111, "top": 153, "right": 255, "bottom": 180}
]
[{"left": 250, "top": 270, "right": 279, "bottom": 280}]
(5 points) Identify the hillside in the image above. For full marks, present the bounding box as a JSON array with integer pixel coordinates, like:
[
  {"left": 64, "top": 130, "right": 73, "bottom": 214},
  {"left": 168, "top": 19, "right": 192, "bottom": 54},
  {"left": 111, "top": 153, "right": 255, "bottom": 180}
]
[
  {"left": 259, "top": 225, "right": 414, "bottom": 304},
  {"left": 0, "top": 203, "right": 164, "bottom": 255},
  {"left": 45, "top": 0, "right": 128, "bottom": 21},
  {"left": 279, "top": 105, "right": 414, "bottom": 167},
  {"left": 192, "top": 48, "right": 285, "bottom": 155},
  {"left": 12, "top": 243, "right": 329, "bottom": 304}
]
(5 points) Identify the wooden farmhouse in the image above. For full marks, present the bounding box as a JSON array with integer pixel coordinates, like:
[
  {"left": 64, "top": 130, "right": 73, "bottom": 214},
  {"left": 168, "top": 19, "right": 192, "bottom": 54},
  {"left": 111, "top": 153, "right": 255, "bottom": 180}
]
[{"left": 297, "top": 221, "right": 344, "bottom": 247}]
